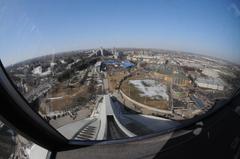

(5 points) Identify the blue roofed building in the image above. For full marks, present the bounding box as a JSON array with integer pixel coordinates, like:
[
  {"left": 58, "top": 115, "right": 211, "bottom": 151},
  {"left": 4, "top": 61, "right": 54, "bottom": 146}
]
[{"left": 120, "top": 60, "right": 134, "bottom": 69}]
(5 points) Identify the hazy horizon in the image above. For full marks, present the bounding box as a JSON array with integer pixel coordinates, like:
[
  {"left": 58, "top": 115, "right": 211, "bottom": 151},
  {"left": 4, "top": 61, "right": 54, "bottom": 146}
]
[{"left": 4, "top": 47, "right": 238, "bottom": 67}]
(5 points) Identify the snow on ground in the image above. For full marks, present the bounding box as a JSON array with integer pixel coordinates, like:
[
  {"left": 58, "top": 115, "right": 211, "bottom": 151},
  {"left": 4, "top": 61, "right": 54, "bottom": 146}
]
[
  {"left": 60, "top": 60, "right": 66, "bottom": 64},
  {"left": 50, "top": 62, "right": 57, "bottom": 67},
  {"left": 129, "top": 79, "right": 169, "bottom": 100},
  {"left": 32, "top": 66, "right": 51, "bottom": 76},
  {"left": 32, "top": 66, "right": 42, "bottom": 74},
  {"left": 40, "top": 68, "right": 51, "bottom": 76}
]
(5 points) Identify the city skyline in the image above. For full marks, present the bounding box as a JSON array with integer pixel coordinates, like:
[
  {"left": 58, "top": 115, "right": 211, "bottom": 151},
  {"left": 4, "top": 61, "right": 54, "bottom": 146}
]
[{"left": 0, "top": 0, "right": 240, "bottom": 65}]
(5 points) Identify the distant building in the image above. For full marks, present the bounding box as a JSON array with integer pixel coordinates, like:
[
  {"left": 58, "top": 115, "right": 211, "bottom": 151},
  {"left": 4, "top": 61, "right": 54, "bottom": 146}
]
[
  {"left": 102, "top": 60, "right": 134, "bottom": 70},
  {"left": 100, "top": 47, "right": 104, "bottom": 56},
  {"left": 190, "top": 95, "right": 205, "bottom": 109},
  {"left": 195, "top": 77, "right": 224, "bottom": 90},
  {"left": 95, "top": 48, "right": 112, "bottom": 57},
  {"left": 120, "top": 60, "right": 134, "bottom": 68},
  {"left": 94, "top": 61, "right": 102, "bottom": 73},
  {"left": 114, "top": 51, "right": 124, "bottom": 59}
]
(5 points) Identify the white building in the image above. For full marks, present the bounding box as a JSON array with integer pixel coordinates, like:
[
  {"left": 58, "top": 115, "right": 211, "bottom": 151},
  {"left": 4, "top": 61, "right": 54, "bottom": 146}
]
[
  {"left": 195, "top": 77, "right": 224, "bottom": 91},
  {"left": 94, "top": 61, "right": 102, "bottom": 73},
  {"left": 127, "top": 54, "right": 165, "bottom": 64}
]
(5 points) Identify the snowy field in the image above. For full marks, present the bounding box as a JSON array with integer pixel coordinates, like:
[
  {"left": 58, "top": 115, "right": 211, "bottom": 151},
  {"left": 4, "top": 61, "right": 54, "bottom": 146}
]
[{"left": 129, "top": 79, "right": 169, "bottom": 101}]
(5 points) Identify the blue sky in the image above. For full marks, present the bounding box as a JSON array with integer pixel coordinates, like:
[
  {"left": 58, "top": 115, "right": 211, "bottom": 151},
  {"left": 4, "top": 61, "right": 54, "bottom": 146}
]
[{"left": 0, "top": 0, "right": 240, "bottom": 65}]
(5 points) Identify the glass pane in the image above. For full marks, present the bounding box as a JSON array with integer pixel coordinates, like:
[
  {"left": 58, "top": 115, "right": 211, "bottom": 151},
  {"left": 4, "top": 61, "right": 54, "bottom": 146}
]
[{"left": 0, "top": 0, "right": 240, "bottom": 141}]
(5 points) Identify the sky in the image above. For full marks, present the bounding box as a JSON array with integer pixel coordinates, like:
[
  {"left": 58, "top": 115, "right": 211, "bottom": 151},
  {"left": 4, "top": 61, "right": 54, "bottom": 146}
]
[{"left": 0, "top": 0, "right": 240, "bottom": 65}]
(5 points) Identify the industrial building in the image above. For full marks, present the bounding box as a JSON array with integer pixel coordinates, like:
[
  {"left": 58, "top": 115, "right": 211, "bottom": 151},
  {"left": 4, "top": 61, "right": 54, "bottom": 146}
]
[
  {"left": 195, "top": 77, "right": 224, "bottom": 91},
  {"left": 102, "top": 60, "right": 134, "bottom": 69}
]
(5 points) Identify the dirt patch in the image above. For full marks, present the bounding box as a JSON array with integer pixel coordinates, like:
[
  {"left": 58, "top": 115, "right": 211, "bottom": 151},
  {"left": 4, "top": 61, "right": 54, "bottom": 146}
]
[
  {"left": 40, "top": 81, "right": 93, "bottom": 112},
  {"left": 107, "top": 70, "right": 129, "bottom": 92}
]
